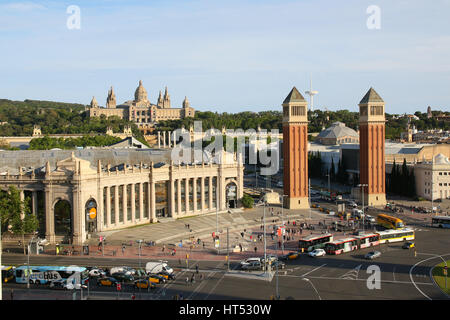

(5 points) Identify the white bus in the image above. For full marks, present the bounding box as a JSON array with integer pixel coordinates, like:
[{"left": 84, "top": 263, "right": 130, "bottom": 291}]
[
  {"left": 431, "top": 216, "right": 450, "bottom": 229},
  {"left": 375, "top": 228, "right": 415, "bottom": 244}
]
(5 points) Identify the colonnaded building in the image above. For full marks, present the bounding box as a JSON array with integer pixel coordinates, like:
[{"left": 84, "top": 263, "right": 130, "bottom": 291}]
[
  {"left": 88, "top": 80, "right": 196, "bottom": 133},
  {"left": 0, "top": 149, "right": 243, "bottom": 245}
]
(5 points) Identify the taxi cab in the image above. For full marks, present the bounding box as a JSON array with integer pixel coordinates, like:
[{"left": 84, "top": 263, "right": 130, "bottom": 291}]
[
  {"left": 134, "top": 279, "right": 155, "bottom": 290},
  {"left": 402, "top": 241, "right": 415, "bottom": 249},
  {"left": 280, "top": 252, "right": 299, "bottom": 260},
  {"left": 157, "top": 271, "right": 175, "bottom": 280},
  {"left": 97, "top": 277, "right": 119, "bottom": 287},
  {"left": 148, "top": 274, "right": 167, "bottom": 284}
]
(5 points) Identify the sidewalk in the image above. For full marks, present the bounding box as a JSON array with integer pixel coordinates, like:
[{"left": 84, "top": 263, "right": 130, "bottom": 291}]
[{"left": 3, "top": 207, "right": 342, "bottom": 263}]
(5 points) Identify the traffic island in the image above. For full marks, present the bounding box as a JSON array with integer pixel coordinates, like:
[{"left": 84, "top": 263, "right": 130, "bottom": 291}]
[{"left": 432, "top": 260, "right": 450, "bottom": 296}]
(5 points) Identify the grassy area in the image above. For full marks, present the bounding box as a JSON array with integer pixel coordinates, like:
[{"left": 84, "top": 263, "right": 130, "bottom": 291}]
[{"left": 432, "top": 260, "right": 450, "bottom": 295}]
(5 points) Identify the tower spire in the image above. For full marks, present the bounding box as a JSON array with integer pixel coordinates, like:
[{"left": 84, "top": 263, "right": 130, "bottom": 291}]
[{"left": 305, "top": 74, "right": 318, "bottom": 111}]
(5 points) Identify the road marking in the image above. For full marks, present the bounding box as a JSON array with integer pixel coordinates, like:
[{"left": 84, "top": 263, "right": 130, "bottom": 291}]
[
  {"left": 392, "top": 266, "right": 396, "bottom": 282},
  {"left": 300, "top": 264, "right": 327, "bottom": 277},
  {"left": 279, "top": 274, "right": 434, "bottom": 286}
]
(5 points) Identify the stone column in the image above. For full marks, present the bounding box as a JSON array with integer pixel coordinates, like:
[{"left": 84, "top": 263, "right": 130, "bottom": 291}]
[
  {"left": 209, "top": 176, "right": 213, "bottom": 210},
  {"left": 168, "top": 131, "right": 171, "bottom": 148},
  {"left": 163, "top": 131, "right": 166, "bottom": 148},
  {"left": 200, "top": 177, "right": 205, "bottom": 213},
  {"left": 193, "top": 178, "right": 197, "bottom": 212},
  {"left": 72, "top": 186, "right": 82, "bottom": 245},
  {"left": 139, "top": 183, "right": 144, "bottom": 221},
  {"left": 32, "top": 191, "right": 38, "bottom": 215},
  {"left": 98, "top": 186, "right": 104, "bottom": 232},
  {"left": 44, "top": 186, "right": 55, "bottom": 243},
  {"left": 131, "top": 183, "right": 135, "bottom": 224},
  {"left": 177, "top": 179, "right": 182, "bottom": 215},
  {"left": 170, "top": 177, "right": 175, "bottom": 218},
  {"left": 115, "top": 185, "right": 119, "bottom": 225},
  {"left": 106, "top": 186, "right": 111, "bottom": 228},
  {"left": 122, "top": 184, "right": 127, "bottom": 224},
  {"left": 157, "top": 131, "right": 161, "bottom": 148},
  {"left": 185, "top": 178, "right": 189, "bottom": 213},
  {"left": 150, "top": 180, "right": 156, "bottom": 222}
]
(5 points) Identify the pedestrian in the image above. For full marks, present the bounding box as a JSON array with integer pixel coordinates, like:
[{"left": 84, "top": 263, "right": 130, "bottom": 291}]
[
  {"left": 203, "top": 242, "right": 205, "bottom": 249},
  {"left": 162, "top": 244, "right": 165, "bottom": 252},
  {"left": 200, "top": 274, "right": 204, "bottom": 281},
  {"left": 196, "top": 265, "right": 199, "bottom": 274},
  {"left": 186, "top": 277, "right": 189, "bottom": 286},
  {"left": 10, "top": 289, "right": 13, "bottom": 300},
  {"left": 254, "top": 246, "right": 257, "bottom": 253},
  {"left": 191, "top": 273, "right": 195, "bottom": 284},
  {"left": 131, "top": 293, "right": 136, "bottom": 300},
  {"left": 239, "top": 243, "right": 242, "bottom": 252},
  {"left": 122, "top": 245, "right": 125, "bottom": 255}
]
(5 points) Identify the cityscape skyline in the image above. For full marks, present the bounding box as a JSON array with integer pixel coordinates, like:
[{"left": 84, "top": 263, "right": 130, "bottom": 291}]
[{"left": 0, "top": 0, "right": 449, "bottom": 114}]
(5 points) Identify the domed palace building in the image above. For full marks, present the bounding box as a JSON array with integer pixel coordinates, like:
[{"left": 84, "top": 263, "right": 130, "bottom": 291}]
[
  {"left": 316, "top": 121, "right": 359, "bottom": 145},
  {"left": 88, "top": 80, "right": 195, "bottom": 134}
]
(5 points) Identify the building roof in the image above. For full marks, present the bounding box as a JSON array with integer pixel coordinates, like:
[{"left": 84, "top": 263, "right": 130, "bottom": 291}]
[
  {"left": 283, "top": 87, "right": 306, "bottom": 104},
  {"left": 108, "top": 137, "right": 147, "bottom": 149},
  {"left": 435, "top": 153, "right": 450, "bottom": 164},
  {"left": 317, "top": 122, "right": 358, "bottom": 140},
  {"left": 360, "top": 87, "right": 384, "bottom": 104}
]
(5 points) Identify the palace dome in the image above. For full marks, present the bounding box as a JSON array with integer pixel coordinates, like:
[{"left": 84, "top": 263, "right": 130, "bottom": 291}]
[{"left": 134, "top": 80, "right": 148, "bottom": 102}]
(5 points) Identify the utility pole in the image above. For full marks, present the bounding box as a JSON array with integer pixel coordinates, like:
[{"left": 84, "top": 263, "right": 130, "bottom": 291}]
[
  {"left": 263, "top": 202, "right": 267, "bottom": 273},
  {"left": 227, "top": 227, "right": 230, "bottom": 271},
  {"left": 309, "top": 178, "right": 312, "bottom": 220},
  {"left": 358, "top": 184, "right": 368, "bottom": 232}
]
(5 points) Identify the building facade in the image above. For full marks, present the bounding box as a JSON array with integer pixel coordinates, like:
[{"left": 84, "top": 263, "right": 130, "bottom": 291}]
[
  {"left": 414, "top": 154, "right": 450, "bottom": 200},
  {"left": 316, "top": 122, "right": 359, "bottom": 145},
  {"left": 88, "top": 81, "right": 195, "bottom": 129},
  {"left": 358, "top": 88, "right": 386, "bottom": 206},
  {"left": 0, "top": 152, "right": 243, "bottom": 245},
  {"left": 282, "top": 87, "right": 309, "bottom": 209}
]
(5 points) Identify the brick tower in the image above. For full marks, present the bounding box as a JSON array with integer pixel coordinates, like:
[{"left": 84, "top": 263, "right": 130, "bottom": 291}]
[
  {"left": 358, "top": 87, "right": 387, "bottom": 207},
  {"left": 282, "top": 87, "right": 310, "bottom": 209}
]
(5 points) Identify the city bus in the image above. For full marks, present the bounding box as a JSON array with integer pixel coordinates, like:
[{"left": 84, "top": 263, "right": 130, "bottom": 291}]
[
  {"left": 431, "top": 216, "right": 450, "bottom": 229},
  {"left": 354, "top": 233, "right": 380, "bottom": 249},
  {"left": 298, "top": 233, "right": 333, "bottom": 252},
  {"left": 324, "top": 237, "right": 358, "bottom": 255},
  {"left": 1, "top": 266, "right": 15, "bottom": 283},
  {"left": 14, "top": 265, "right": 89, "bottom": 285},
  {"left": 375, "top": 228, "right": 415, "bottom": 244},
  {"left": 377, "top": 214, "right": 405, "bottom": 229}
]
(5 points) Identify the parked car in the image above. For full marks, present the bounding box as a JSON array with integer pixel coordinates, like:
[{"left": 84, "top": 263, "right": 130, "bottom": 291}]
[
  {"left": 148, "top": 274, "right": 167, "bottom": 284},
  {"left": 308, "top": 249, "right": 326, "bottom": 257},
  {"left": 240, "top": 257, "right": 261, "bottom": 267},
  {"left": 89, "top": 268, "right": 106, "bottom": 278},
  {"left": 97, "top": 277, "right": 119, "bottom": 287},
  {"left": 365, "top": 251, "right": 381, "bottom": 260},
  {"left": 111, "top": 272, "right": 134, "bottom": 282},
  {"left": 241, "top": 261, "right": 263, "bottom": 271},
  {"left": 158, "top": 271, "right": 176, "bottom": 280},
  {"left": 279, "top": 252, "right": 299, "bottom": 261},
  {"left": 134, "top": 279, "right": 156, "bottom": 290},
  {"left": 271, "top": 260, "right": 286, "bottom": 269},
  {"left": 365, "top": 215, "right": 376, "bottom": 223},
  {"left": 402, "top": 242, "right": 415, "bottom": 249}
]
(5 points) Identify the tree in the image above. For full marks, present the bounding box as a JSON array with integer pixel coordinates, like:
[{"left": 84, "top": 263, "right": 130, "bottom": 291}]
[
  {"left": 241, "top": 194, "right": 254, "bottom": 208},
  {"left": 0, "top": 186, "right": 38, "bottom": 254}
]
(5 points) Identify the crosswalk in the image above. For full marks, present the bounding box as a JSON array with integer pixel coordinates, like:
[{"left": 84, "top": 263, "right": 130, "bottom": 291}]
[{"left": 339, "top": 264, "right": 362, "bottom": 280}]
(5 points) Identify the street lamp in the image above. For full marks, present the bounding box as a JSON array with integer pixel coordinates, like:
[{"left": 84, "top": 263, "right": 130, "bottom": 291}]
[
  {"left": 357, "top": 184, "right": 368, "bottom": 232},
  {"left": 26, "top": 232, "right": 38, "bottom": 289},
  {"left": 136, "top": 239, "right": 143, "bottom": 300}
]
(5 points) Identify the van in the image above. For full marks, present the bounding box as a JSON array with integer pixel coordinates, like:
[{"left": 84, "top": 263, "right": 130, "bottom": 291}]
[
  {"left": 145, "top": 261, "right": 173, "bottom": 275},
  {"left": 352, "top": 209, "right": 364, "bottom": 218}
]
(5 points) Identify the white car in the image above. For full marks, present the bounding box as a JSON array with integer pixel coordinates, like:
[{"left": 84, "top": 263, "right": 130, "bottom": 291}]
[
  {"left": 89, "top": 268, "right": 106, "bottom": 277},
  {"left": 308, "top": 249, "right": 326, "bottom": 257},
  {"left": 240, "top": 257, "right": 261, "bottom": 267}
]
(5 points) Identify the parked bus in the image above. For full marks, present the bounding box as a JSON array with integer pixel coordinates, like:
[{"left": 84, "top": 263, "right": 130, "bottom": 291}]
[
  {"left": 324, "top": 237, "right": 358, "bottom": 255},
  {"left": 14, "top": 265, "right": 89, "bottom": 285},
  {"left": 298, "top": 233, "right": 333, "bottom": 252},
  {"left": 1, "top": 266, "right": 15, "bottom": 283},
  {"left": 354, "top": 233, "right": 380, "bottom": 249},
  {"left": 375, "top": 228, "right": 415, "bottom": 244},
  {"left": 377, "top": 214, "right": 405, "bottom": 229},
  {"left": 431, "top": 216, "right": 450, "bottom": 229}
]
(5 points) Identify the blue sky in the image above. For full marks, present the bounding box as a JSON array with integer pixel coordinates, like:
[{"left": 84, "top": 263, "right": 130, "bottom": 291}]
[{"left": 0, "top": 0, "right": 449, "bottom": 114}]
